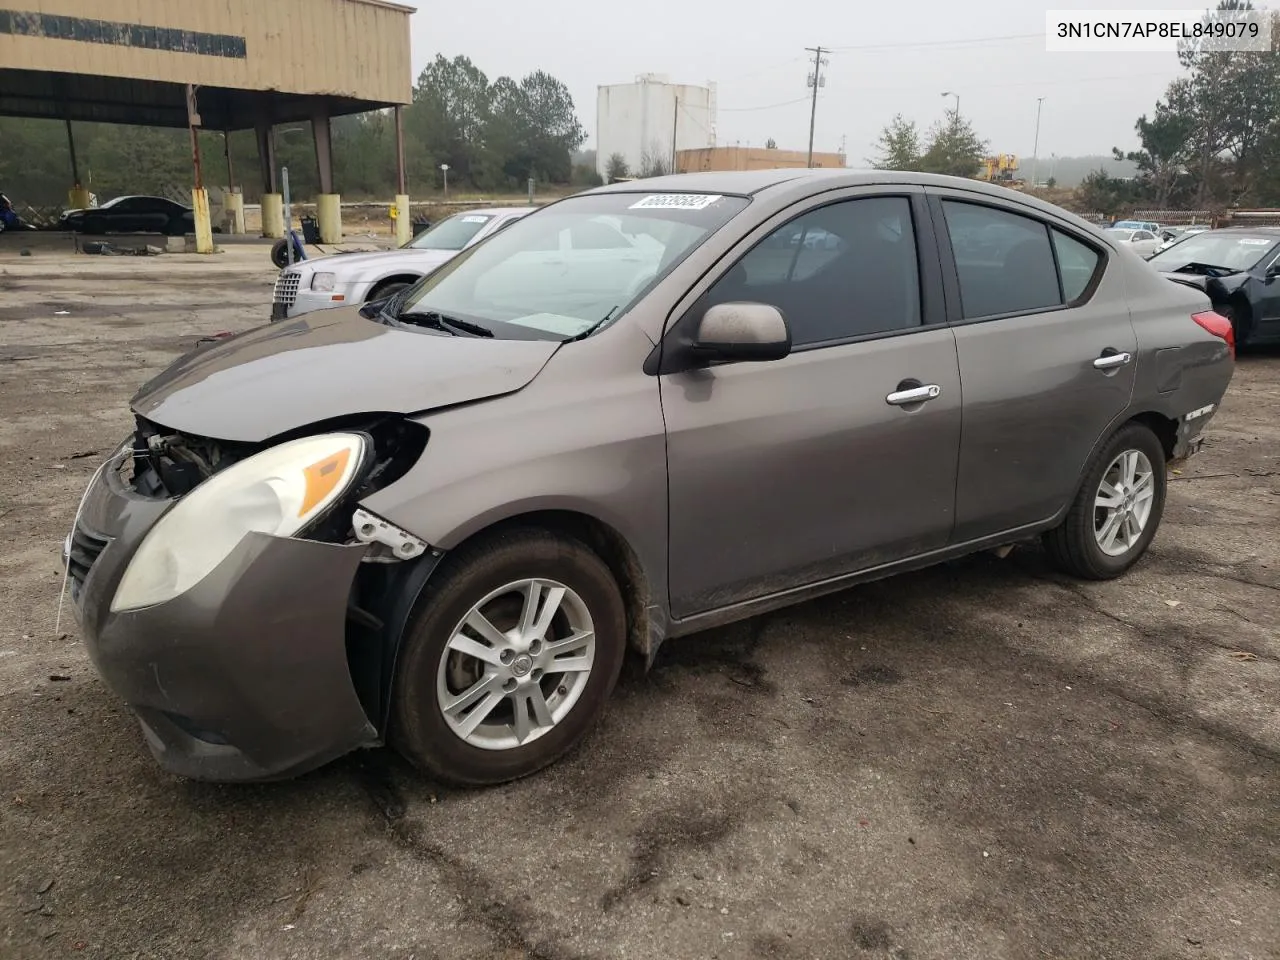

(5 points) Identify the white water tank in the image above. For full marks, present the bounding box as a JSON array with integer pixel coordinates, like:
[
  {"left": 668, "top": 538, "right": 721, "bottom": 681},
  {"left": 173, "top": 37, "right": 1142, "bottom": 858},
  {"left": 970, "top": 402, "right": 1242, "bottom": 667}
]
[{"left": 596, "top": 76, "right": 717, "bottom": 180}]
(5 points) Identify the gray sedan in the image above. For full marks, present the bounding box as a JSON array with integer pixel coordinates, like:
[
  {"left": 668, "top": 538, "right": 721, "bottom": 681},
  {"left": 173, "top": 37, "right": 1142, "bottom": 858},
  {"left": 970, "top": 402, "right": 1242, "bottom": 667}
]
[{"left": 65, "top": 170, "right": 1234, "bottom": 786}]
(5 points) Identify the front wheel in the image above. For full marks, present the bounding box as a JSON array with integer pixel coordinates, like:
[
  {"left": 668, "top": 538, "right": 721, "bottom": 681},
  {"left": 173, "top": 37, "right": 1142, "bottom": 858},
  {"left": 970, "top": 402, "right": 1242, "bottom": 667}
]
[
  {"left": 390, "top": 528, "right": 627, "bottom": 786},
  {"left": 1043, "top": 423, "right": 1167, "bottom": 580}
]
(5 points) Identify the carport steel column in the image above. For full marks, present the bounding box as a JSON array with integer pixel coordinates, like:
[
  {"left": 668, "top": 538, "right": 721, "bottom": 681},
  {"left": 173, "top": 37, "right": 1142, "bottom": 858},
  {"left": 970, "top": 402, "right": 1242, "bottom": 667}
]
[
  {"left": 394, "top": 105, "right": 410, "bottom": 247},
  {"left": 312, "top": 106, "right": 342, "bottom": 244},
  {"left": 187, "top": 84, "right": 215, "bottom": 255},
  {"left": 256, "top": 118, "right": 284, "bottom": 239}
]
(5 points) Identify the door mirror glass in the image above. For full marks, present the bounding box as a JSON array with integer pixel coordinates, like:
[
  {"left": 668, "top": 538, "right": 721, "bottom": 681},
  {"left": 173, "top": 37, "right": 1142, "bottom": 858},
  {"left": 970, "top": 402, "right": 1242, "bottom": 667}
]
[
  {"left": 1267, "top": 263, "right": 1280, "bottom": 279},
  {"left": 693, "top": 302, "right": 791, "bottom": 363}
]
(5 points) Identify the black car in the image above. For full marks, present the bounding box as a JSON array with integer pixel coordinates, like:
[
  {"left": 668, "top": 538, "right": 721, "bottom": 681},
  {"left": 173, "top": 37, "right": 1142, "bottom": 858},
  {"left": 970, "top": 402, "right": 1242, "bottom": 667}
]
[
  {"left": 1149, "top": 227, "right": 1280, "bottom": 347},
  {"left": 60, "top": 195, "right": 194, "bottom": 236}
]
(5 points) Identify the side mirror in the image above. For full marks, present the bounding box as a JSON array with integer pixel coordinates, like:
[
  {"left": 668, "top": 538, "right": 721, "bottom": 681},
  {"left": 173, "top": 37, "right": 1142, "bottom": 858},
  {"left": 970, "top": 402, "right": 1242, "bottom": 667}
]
[
  {"left": 1267, "top": 264, "right": 1280, "bottom": 280},
  {"left": 692, "top": 302, "right": 791, "bottom": 364}
]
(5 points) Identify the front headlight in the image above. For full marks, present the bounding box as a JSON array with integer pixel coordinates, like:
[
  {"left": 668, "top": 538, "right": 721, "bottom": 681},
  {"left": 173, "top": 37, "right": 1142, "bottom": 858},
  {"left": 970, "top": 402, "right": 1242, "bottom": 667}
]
[
  {"left": 311, "top": 272, "right": 337, "bottom": 292},
  {"left": 110, "top": 433, "right": 367, "bottom": 612}
]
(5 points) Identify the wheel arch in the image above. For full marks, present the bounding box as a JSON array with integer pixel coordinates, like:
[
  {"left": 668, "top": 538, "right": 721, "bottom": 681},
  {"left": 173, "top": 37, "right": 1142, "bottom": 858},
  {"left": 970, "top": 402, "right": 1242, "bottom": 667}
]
[
  {"left": 444, "top": 508, "right": 659, "bottom": 667},
  {"left": 367, "top": 273, "right": 422, "bottom": 301}
]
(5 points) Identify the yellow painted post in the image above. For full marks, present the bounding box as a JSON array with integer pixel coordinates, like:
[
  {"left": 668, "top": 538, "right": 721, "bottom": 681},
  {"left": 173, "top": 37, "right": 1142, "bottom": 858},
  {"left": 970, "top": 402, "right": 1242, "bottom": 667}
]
[
  {"left": 191, "top": 187, "right": 215, "bottom": 254},
  {"left": 316, "top": 194, "right": 342, "bottom": 243},
  {"left": 395, "top": 194, "right": 411, "bottom": 246},
  {"left": 261, "top": 193, "right": 285, "bottom": 238},
  {"left": 224, "top": 189, "right": 246, "bottom": 235}
]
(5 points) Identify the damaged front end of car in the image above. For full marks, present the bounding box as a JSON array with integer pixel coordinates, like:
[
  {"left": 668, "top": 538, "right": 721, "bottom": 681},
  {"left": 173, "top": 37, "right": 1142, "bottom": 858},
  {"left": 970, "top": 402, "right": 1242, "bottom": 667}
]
[{"left": 66, "top": 413, "right": 443, "bottom": 782}]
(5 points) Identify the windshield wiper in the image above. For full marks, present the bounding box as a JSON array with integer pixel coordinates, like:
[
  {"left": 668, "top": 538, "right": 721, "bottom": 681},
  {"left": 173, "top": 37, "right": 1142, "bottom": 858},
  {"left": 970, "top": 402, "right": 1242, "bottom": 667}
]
[
  {"left": 396, "top": 309, "right": 494, "bottom": 338},
  {"left": 565, "top": 305, "right": 619, "bottom": 344}
]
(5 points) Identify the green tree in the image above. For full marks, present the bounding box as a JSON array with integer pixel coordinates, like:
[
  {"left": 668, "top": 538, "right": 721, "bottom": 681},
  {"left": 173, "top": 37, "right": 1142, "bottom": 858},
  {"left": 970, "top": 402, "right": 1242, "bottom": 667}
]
[
  {"left": 920, "top": 110, "right": 986, "bottom": 178},
  {"left": 605, "top": 153, "right": 630, "bottom": 180},
  {"left": 1112, "top": 99, "right": 1198, "bottom": 208},
  {"left": 870, "top": 114, "right": 922, "bottom": 171},
  {"left": 407, "top": 54, "right": 493, "bottom": 188}
]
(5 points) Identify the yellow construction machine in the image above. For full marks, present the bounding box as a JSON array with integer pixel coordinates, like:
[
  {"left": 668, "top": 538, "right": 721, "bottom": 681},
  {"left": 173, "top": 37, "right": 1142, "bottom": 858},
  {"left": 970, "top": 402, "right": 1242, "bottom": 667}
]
[{"left": 979, "top": 154, "right": 1024, "bottom": 186}]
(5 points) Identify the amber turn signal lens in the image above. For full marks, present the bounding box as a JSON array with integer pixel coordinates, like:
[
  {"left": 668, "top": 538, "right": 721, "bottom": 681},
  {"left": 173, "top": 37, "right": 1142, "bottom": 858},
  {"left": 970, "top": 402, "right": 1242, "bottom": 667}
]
[{"left": 299, "top": 448, "right": 352, "bottom": 516}]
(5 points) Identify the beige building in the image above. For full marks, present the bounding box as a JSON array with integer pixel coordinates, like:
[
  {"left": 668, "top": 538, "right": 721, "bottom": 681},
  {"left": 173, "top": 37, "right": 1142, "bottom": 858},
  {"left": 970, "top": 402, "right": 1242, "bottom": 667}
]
[
  {"left": 0, "top": 0, "right": 415, "bottom": 242},
  {"left": 676, "top": 146, "right": 846, "bottom": 174}
]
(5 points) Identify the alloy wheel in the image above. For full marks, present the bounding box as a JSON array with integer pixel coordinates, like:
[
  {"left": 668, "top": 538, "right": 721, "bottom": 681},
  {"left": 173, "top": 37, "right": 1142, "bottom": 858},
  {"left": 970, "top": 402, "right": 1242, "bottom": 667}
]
[
  {"left": 1093, "top": 449, "right": 1156, "bottom": 557},
  {"left": 436, "top": 578, "right": 596, "bottom": 751}
]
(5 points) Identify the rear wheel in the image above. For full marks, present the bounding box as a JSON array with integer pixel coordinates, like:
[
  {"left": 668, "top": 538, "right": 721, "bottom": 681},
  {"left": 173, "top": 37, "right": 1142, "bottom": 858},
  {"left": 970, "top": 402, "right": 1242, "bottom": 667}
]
[
  {"left": 1043, "top": 423, "right": 1167, "bottom": 580},
  {"left": 391, "top": 528, "right": 626, "bottom": 786}
]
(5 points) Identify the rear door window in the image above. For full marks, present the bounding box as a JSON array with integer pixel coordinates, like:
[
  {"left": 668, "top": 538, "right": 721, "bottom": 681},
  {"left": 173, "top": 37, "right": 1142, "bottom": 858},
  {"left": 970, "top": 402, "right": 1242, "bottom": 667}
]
[
  {"left": 942, "top": 201, "right": 1062, "bottom": 319},
  {"left": 1051, "top": 230, "right": 1103, "bottom": 302}
]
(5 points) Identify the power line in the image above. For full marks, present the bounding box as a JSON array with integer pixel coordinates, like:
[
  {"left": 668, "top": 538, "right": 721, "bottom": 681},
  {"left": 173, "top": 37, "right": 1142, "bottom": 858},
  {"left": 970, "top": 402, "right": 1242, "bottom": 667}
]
[
  {"left": 828, "top": 31, "right": 1041, "bottom": 51},
  {"left": 716, "top": 94, "right": 813, "bottom": 113}
]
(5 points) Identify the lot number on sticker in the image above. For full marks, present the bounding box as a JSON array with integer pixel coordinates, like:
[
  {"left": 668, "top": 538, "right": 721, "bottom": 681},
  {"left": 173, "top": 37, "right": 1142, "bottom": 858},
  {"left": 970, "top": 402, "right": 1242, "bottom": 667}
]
[
  {"left": 1238, "top": 238, "right": 1272, "bottom": 245},
  {"left": 630, "top": 194, "right": 723, "bottom": 210},
  {"left": 461, "top": 215, "right": 490, "bottom": 223}
]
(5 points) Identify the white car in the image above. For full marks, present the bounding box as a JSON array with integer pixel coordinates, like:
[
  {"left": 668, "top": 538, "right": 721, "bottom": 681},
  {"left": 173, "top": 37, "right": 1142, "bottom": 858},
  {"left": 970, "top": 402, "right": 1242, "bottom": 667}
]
[
  {"left": 1104, "top": 227, "right": 1162, "bottom": 259},
  {"left": 271, "top": 207, "right": 534, "bottom": 320}
]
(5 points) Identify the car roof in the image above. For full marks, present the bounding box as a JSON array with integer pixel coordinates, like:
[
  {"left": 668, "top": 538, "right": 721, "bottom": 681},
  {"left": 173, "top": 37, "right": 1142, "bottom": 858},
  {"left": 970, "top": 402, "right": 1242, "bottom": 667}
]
[
  {"left": 1206, "top": 226, "right": 1280, "bottom": 235},
  {"left": 458, "top": 206, "right": 532, "bottom": 217},
  {"left": 582, "top": 168, "right": 1110, "bottom": 233}
]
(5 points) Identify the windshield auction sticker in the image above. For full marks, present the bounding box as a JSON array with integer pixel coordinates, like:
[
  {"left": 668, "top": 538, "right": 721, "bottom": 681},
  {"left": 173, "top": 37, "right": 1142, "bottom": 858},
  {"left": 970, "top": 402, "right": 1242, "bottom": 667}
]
[{"left": 630, "top": 194, "right": 723, "bottom": 210}]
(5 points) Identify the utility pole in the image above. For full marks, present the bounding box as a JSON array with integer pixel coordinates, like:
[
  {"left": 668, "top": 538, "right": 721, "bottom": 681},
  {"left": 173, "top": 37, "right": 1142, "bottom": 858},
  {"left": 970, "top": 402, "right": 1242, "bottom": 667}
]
[
  {"left": 1031, "top": 97, "right": 1045, "bottom": 188},
  {"left": 671, "top": 94, "right": 679, "bottom": 174},
  {"left": 805, "top": 46, "right": 828, "bottom": 168}
]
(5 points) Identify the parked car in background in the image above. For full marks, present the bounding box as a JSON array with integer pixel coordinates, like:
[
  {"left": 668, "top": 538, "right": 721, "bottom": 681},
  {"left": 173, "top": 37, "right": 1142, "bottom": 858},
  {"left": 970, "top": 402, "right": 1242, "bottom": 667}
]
[
  {"left": 1157, "top": 225, "right": 1210, "bottom": 251},
  {"left": 65, "top": 170, "right": 1234, "bottom": 787},
  {"left": 60, "top": 195, "right": 195, "bottom": 235},
  {"left": 1149, "top": 227, "right": 1280, "bottom": 346},
  {"left": 1111, "top": 219, "right": 1161, "bottom": 233},
  {"left": 272, "top": 207, "right": 534, "bottom": 320},
  {"left": 1104, "top": 227, "right": 1162, "bottom": 258}
]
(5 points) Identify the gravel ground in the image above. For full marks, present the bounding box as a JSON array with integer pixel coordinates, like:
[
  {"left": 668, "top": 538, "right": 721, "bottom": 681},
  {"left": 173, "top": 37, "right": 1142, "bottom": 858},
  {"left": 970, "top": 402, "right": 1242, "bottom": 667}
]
[{"left": 1, "top": 236, "right": 1277, "bottom": 960}]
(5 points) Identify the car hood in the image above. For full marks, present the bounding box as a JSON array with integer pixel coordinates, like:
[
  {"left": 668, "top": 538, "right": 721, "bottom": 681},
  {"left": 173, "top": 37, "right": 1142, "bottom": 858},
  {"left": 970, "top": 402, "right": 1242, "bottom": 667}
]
[
  {"left": 131, "top": 307, "right": 560, "bottom": 443},
  {"left": 1157, "top": 265, "right": 1251, "bottom": 296},
  {"left": 299, "top": 247, "right": 458, "bottom": 277}
]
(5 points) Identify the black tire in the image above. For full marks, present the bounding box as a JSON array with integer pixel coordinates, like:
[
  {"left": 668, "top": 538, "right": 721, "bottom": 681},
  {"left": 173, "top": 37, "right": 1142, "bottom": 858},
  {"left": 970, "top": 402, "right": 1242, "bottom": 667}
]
[
  {"left": 1218, "top": 301, "right": 1250, "bottom": 350},
  {"left": 368, "top": 280, "right": 412, "bottom": 303},
  {"left": 390, "top": 528, "right": 626, "bottom": 786},
  {"left": 270, "top": 238, "right": 303, "bottom": 270},
  {"left": 1043, "top": 422, "right": 1167, "bottom": 580}
]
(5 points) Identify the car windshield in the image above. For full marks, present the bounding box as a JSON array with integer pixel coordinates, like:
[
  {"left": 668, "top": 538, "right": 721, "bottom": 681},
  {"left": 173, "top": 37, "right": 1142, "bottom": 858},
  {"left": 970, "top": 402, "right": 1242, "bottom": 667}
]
[
  {"left": 407, "top": 213, "right": 495, "bottom": 251},
  {"left": 1107, "top": 229, "right": 1135, "bottom": 241},
  {"left": 98, "top": 197, "right": 127, "bottom": 209},
  {"left": 396, "top": 191, "right": 750, "bottom": 340},
  {"left": 1148, "top": 233, "right": 1278, "bottom": 272}
]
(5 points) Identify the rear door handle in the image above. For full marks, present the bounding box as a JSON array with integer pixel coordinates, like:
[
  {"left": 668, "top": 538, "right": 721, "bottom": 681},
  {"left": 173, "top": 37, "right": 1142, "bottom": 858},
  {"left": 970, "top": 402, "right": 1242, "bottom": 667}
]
[
  {"left": 886, "top": 384, "right": 942, "bottom": 406},
  {"left": 1093, "top": 351, "right": 1132, "bottom": 370}
]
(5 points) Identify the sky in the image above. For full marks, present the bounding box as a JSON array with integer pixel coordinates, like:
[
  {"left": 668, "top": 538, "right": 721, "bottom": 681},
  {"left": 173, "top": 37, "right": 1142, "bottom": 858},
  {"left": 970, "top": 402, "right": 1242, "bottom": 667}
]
[{"left": 407, "top": 0, "right": 1191, "bottom": 164}]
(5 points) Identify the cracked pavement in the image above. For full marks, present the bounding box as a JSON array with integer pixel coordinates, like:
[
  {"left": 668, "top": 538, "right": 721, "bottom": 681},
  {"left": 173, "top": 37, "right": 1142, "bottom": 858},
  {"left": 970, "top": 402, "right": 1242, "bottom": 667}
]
[{"left": 1, "top": 238, "right": 1277, "bottom": 960}]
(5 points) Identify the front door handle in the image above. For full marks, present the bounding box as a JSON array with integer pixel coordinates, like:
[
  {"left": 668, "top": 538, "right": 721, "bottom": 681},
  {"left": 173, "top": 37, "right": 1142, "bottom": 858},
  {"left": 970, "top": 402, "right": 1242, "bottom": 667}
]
[
  {"left": 886, "top": 384, "right": 942, "bottom": 406},
  {"left": 1093, "top": 351, "right": 1132, "bottom": 370}
]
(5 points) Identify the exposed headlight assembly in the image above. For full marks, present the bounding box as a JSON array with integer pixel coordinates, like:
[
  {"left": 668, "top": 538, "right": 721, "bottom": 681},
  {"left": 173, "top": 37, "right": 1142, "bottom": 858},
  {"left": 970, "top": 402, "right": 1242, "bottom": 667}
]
[
  {"left": 111, "top": 433, "right": 367, "bottom": 612},
  {"left": 311, "top": 272, "right": 337, "bottom": 292}
]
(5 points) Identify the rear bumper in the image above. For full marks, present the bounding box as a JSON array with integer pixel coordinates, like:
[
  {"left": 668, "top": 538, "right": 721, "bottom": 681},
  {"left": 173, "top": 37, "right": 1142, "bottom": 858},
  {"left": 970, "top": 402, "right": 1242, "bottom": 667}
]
[{"left": 65, "top": 454, "right": 378, "bottom": 782}]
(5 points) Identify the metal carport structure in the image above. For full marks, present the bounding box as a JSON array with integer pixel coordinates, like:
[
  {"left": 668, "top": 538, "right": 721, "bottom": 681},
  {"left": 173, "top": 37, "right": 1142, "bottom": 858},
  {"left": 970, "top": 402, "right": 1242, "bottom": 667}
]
[{"left": 0, "top": 0, "right": 416, "bottom": 247}]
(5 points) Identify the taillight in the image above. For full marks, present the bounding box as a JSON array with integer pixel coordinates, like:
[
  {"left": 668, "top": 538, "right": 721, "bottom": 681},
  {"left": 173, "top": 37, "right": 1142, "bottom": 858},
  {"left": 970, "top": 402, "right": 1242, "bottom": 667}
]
[{"left": 1192, "top": 310, "right": 1235, "bottom": 359}]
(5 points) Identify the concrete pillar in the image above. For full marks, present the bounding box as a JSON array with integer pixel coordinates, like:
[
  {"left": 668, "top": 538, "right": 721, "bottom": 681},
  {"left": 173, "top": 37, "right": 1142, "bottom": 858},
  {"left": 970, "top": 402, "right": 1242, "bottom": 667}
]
[
  {"left": 224, "top": 188, "right": 246, "bottom": 235},
  {"left": 394, "top": 194, "right": 411, "bottom": 246},
  {"left": 68, "top": 186, "right": 91, "bottom": 209},
  {"left": 316, "top": 193, "right": 342, "bottom": 244},
  {"left": 191, "top": 188, "right": 216, "bottom": 254},
  {"left": 261, "top": 193, "right": 285, "bottom": 238}
]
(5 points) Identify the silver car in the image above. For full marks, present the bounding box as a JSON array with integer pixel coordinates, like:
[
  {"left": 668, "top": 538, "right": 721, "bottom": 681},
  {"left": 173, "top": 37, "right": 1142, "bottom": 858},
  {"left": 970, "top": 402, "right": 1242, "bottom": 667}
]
[
  {"left": 271, "top": 207, "right": 533, "bottom": 319},
  {"left": 66, "top": 170, "right": 1234, "bottom": 787}
]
